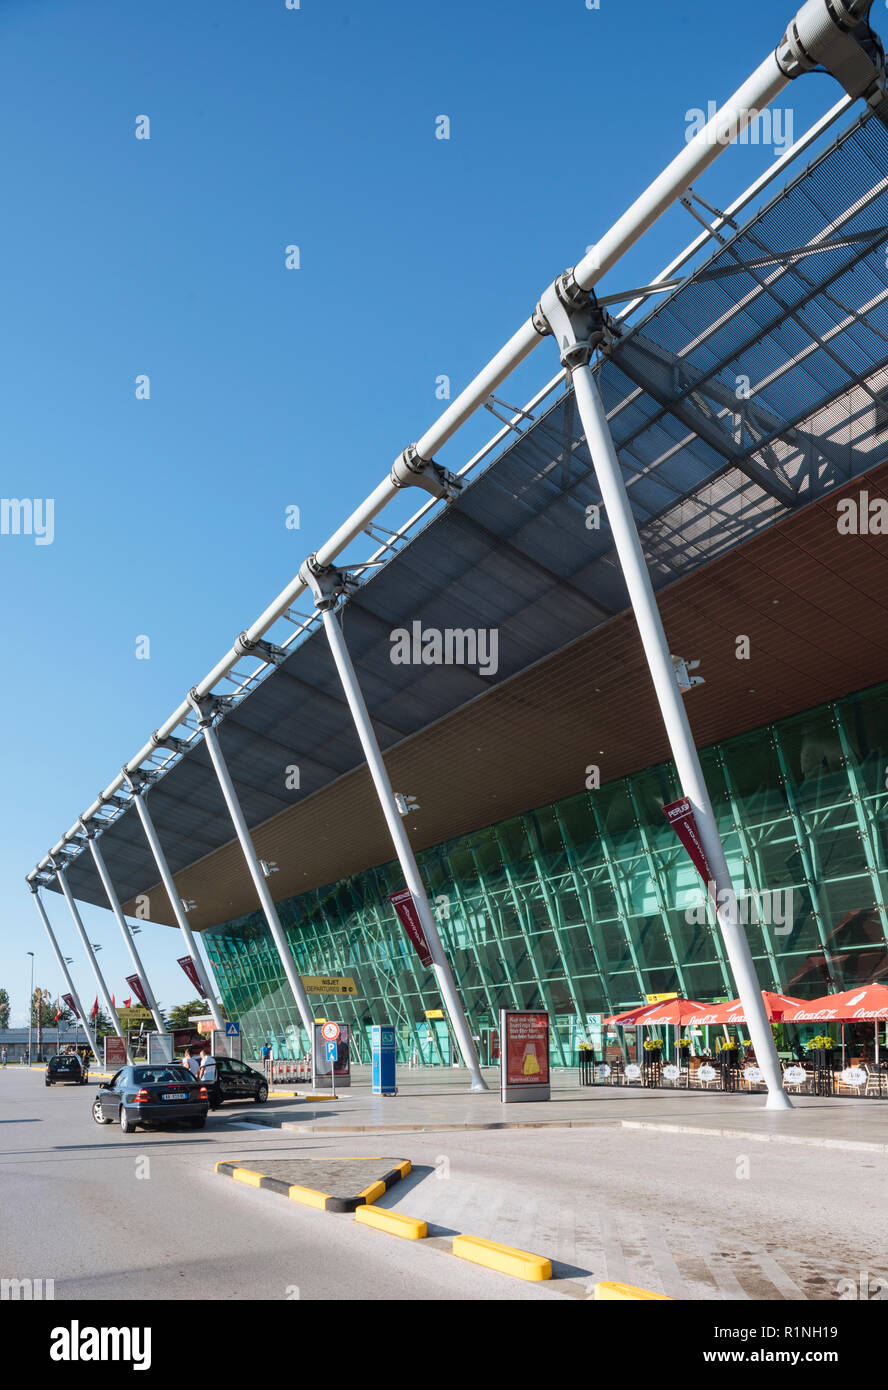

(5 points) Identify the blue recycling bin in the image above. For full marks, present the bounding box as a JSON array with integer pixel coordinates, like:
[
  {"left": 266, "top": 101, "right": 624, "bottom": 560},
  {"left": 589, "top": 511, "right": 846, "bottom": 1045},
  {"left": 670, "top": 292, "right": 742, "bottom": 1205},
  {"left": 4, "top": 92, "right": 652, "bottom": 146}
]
[{"left": 371, "top": 1025, "right": 397, "bottom": 1095}]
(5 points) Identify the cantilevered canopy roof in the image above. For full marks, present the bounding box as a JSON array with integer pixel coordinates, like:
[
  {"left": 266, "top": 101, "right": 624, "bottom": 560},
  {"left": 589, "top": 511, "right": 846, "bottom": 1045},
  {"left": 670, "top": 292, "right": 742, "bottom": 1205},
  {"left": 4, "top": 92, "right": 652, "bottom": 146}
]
[{"left": 49, "top": 110, "right": 888, "bottom": 919}]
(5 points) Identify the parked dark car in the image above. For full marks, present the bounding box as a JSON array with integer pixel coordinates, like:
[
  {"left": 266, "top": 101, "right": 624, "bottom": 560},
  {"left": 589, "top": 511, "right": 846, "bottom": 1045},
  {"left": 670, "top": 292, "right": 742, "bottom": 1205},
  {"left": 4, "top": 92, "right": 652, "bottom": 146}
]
[
  {"left": 46, "top": 1053, "right": 87, "bottom": 1086},
  {"left": 92, "top": 1065, "right": 209, "bottom": 1134},
  {"left": 207, "top": 1057, "right": 268, "bottom": 1109}
]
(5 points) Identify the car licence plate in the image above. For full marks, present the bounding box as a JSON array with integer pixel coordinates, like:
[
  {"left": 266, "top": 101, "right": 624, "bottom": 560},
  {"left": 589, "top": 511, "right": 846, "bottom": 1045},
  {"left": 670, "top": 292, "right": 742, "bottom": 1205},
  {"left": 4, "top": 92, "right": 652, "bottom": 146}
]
[{"left": 162, "top": 1092, "right": 187, "bottom": 1100}]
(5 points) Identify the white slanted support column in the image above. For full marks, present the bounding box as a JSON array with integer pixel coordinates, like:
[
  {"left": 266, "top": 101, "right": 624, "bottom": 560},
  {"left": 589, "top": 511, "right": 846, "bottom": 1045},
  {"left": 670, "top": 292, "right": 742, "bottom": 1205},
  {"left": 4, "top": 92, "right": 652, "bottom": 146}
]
[
  {"left": 83, "top": 820, "right": 166, "bottom": 1036},
  {"left": 51, "top": 859, "right": 131, "bottom": 1062},
  {"left": 28, "top": 881, "right": 102, "bottom": 1065},
  {"left": 536, "top": 276, "right": 791, "bottom": 1111},
  {"left": 186, "top": 690, "right": 316, "bottom": 1047},
  {"left": 300, "top": 554, "right": 488, "bottom": 1093},
  {"left": 123, "top": 767, "right": 225, "bottom": 1032}
]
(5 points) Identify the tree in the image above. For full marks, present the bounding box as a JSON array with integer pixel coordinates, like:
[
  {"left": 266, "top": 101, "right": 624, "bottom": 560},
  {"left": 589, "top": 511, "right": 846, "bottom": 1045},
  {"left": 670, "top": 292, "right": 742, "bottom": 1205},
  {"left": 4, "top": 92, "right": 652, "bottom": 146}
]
[
  {"left": 166, "top": 1000, "right": 214, "bottom": 1030},
  {"left": 0, "top": 988, "right": 9, "bottom": 1029},
  {"left": 90, "top": 1008, "right": 115, "bottom": 1039},
  {"left": 30, "top": 989, "right": 73, "bottom": 1029}
]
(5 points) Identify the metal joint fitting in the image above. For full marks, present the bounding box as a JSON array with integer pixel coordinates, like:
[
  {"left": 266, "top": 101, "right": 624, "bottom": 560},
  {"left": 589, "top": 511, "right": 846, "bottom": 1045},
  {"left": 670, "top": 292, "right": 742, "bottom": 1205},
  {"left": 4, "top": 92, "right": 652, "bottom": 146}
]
[
  {"left": 77, "top": 818, "right": 97, "bottom": 841},
  {"left": 298, "top": 554, "right": 350, "bottom": 610},
  {"left": 390, "top": 445, "right": 462, "bottom": 501},
  {"left": 122, "top": 767, "right": 151, "bottom": 795},
  {"left": 233, "top": 632, "right": 286, "bottom": 664},
  {"left": 536, "top": 271, "right": 615, "bottom": 372},
  {"left": 150, "top": 731, "right": 192, "bottom": 755},
  {"left": 777, "top": 0, "right": 884, "bottom": 103},
  {"left": 187, "top": 688, "right": 220, "bottom": 727}
]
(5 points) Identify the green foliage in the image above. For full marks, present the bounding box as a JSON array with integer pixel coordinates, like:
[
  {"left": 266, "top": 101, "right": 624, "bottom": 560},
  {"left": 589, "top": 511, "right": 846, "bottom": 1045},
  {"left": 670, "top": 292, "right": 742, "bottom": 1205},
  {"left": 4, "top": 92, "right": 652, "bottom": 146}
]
[
  {"left": 165, "top": 1000, "right": 212, "bottom": 1030},
  {"left": 31, "top": 989, "right": 73, "bottom": 1028},
  {"left": 0, "top": 988, "right": 9, "bottom": 1029}
]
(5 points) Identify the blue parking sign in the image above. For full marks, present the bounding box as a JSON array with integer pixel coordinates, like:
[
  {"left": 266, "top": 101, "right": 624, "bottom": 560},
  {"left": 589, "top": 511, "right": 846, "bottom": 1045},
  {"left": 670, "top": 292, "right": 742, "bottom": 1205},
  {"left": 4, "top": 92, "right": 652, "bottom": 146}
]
[{"left": 325, "top": 1040, "right": 338, "bottom": 1062}]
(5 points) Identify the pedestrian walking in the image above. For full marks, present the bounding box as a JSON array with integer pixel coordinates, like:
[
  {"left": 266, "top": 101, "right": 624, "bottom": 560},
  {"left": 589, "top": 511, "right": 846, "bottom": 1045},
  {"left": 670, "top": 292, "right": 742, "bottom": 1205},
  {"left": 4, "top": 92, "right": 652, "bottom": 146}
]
[
  {"left": 260, "top": 1041, "right": 271, "bottom": 1078},
  {"left": 1, "top": 1047, "right": 7, "bottom": 1068}
]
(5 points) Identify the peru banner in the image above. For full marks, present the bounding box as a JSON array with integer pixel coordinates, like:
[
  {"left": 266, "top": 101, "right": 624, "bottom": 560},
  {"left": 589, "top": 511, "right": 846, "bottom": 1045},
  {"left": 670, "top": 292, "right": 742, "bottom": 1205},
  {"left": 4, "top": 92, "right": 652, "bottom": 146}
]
[
  {"left": 662, "top": 797, "right": 714, "bottom": 886},
  {"left": 389, "top": 888, "right": 434, "bottom": 968},
  {"left": 125, "top": 974, "right": 149, "bottom": 1010},
  {"left": 62, "top": 993, "right": 79, "bottom": 1019},
  {"left": 177, "top": 955, "right": 208, "bottom": 998}
]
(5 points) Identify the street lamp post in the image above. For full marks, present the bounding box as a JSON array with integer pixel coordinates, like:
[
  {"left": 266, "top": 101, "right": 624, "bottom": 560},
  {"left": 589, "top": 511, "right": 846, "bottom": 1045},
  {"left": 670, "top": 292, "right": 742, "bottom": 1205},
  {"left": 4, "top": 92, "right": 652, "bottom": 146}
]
[{"left": 26, "top": 952, "right": 34, "bottom": 1065}]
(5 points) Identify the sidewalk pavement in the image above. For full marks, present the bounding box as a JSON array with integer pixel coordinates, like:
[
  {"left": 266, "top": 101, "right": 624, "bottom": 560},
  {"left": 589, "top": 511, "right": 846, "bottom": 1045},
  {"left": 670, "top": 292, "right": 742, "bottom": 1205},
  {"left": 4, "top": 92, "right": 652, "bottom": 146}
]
[{"left": 257, "top": 1066, "right": 888, "bottom": 1152}]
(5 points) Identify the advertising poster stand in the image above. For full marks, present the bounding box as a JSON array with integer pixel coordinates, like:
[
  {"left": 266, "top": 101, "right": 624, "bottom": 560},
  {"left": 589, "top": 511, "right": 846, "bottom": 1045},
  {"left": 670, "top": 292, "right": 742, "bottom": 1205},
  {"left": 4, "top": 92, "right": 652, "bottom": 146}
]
[
  {"left": 147, "top": 1032, "right": 174, "bottom": 1064},
  {"left": 104, "top": 1036, "right": 127, "bottom": 1070},
  {"left": 499, "top": 1008, "right": 550, "bottom": 1103},
  {"left": 212, "top": 1027, "right": 242, "bottom": 1061}
]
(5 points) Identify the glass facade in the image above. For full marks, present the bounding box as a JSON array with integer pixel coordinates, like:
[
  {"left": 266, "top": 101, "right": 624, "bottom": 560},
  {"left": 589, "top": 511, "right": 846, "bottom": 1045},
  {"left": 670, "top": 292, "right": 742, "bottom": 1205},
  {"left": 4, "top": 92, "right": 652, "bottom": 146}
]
[{"left": 203, "top": 681, "right": 888, "bottom": 1065}]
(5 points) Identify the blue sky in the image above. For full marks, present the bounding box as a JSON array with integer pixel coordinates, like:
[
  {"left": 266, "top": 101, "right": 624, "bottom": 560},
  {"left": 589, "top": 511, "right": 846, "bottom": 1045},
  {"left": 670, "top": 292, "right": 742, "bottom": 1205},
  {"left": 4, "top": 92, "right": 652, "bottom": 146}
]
[{"left": 0, "top": 0, "right": 857, "bottom": 1025}]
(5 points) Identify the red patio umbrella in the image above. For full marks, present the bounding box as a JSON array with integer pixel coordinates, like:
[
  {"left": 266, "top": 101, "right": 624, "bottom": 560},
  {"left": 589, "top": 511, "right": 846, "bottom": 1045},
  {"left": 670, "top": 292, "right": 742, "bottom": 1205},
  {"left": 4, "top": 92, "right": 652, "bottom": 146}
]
[
  {"left": 785, "top": 984, "right": 888, "bottom": 1022},
  {"left": 694, "top": 991, "right": 806, "bottom": 1025}
]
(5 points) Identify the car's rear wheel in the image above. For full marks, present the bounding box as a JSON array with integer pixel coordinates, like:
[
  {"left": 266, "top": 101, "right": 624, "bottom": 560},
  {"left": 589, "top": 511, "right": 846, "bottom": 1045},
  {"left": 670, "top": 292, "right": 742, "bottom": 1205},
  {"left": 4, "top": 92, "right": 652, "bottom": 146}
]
[
  {"left": 189, "top": 1115, "right": 206, "bottom": 1129},
  {"left": 92, "top": 1100, "right": 111, "bottom": 1125},
  {"left": 119, "top": 1107, "right": 137, "bottom": 1134},
  {"left": 45, "top": 1080, "right": 52, "bottom": 1087},
  {"left": 255, "top": 1083, "right": 268, "bottom": 1103}
]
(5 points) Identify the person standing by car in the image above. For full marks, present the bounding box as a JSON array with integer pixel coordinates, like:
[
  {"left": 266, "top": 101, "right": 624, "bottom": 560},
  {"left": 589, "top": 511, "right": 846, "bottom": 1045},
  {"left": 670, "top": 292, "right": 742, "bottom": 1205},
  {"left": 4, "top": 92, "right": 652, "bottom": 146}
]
[
  {"left": 182, "top": 1047, "right": 200, "bottom": 1079},
  {"left": 198, "top": 1046, "right": 218, "bottom": 1108}
]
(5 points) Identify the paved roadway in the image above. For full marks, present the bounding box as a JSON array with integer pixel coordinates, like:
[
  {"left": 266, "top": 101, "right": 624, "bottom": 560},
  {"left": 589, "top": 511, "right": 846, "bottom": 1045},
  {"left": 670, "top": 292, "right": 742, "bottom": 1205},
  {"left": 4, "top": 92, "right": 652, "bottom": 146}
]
[
  {"left": 2, "top": 1068, "right": 886, "bottom": 1300},
  {"left": 0, "top": 1069, "right": 561, "bottom": 1301}
]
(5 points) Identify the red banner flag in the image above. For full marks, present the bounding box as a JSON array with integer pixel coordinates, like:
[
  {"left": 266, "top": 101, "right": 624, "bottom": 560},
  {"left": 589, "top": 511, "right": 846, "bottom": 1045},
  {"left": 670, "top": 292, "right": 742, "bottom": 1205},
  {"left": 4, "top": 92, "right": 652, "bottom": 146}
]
[
  {"left": 62, "top": 993, "right": 79, "bottom": 1019},
  {"left": 662, "top": 797, "right": 714, "bottom": 886},
  {"left": 177, "top": 956, "right": 208, "bottom": 998},
  {"left": 90, "top": 997, "right": 99, "bottom": 1021},
  {"left": 122, "top": 997, "right": 132, "bottom": 1010},
  {"left": 389, "top": 889, "right": 434, "bottom": 968},
  {"left": 125, "top": 975, "right": 149, "bottom": 1009},
  {"left": 54, "top": 1000, "right": 61, "bottom": 1022}
]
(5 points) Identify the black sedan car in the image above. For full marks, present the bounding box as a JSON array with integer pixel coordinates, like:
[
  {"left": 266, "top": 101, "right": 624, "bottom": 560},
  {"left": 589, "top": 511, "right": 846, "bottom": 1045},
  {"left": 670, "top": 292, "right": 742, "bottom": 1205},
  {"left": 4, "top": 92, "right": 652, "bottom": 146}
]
[
  {"left": 92, "top": 1065, "right": 209, "bottom": 1134},
  {"left": 206, "top": 1057, "right": 268, "bottom": 1109},
  {"left": 46, "top": 1053, "right": 87, "bottom": 1086}
]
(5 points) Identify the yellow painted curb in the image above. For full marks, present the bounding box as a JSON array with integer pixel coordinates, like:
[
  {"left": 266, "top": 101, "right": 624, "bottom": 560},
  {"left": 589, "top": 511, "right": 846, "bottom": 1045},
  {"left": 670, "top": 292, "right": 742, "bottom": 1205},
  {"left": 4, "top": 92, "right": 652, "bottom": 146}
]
[
  {"left": 287, "top": 1184, "right": 333, "bottom": 1210},
  {"left": 452, "top": 1235, "right": 551, "bottom": 1282},
  {"left": 358, "top": 1179, "right": 387, "bottom": 1204},
  {"left": 268, "top": 1090, "right": 304, "bottom": 1100},
  {"left": 594, "top": 1281, "right": 673, "bottom": 1301},
  {"left": 355, "top": 1205, "right": 427, "bottom": 1240},
  {"left": 231, "top": 1167, "right": 264, "bottom": 1189}
]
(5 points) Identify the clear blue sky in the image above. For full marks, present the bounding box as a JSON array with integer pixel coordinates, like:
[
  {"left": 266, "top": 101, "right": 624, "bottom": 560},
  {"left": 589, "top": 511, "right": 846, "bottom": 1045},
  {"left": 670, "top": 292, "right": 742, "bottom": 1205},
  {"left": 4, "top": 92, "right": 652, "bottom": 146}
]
[{"left": 0, "top": 0, "right": 856, "bottom": 1025}]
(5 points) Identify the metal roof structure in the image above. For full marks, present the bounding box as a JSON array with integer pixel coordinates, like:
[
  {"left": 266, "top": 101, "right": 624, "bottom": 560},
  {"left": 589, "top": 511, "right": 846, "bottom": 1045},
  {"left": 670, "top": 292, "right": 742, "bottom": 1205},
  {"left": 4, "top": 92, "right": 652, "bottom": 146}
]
[{"left": 43, "top": 106, "right": 888, "bottom": 917}]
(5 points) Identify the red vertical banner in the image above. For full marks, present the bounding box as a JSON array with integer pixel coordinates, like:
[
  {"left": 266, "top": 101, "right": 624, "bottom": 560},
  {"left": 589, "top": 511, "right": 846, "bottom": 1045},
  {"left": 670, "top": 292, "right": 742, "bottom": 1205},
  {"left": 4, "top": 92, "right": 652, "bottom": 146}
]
[
  {"left": 62, "top": 993, "right": 79, "bottom": 1019},
  {"left": 125, "top": 974, "right": 148, "bottom": 1009},
  {"left": 389, "top": 889, "right": 434, "bottom": 967},
  {"left": 177, "top": 955, "right": 207, "bottom": 997},
  {"left": 662, "top": 797, "right": 714, "bottom": 885}
]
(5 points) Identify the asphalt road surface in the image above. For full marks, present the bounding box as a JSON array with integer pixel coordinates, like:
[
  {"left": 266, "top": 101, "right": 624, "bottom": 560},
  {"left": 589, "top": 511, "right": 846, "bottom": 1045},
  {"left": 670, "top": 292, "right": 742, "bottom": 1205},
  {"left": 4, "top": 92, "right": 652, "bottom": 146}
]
[
  {"left": 3, "top": 1068, "right": 886, "bottom": 1301},
  {"left": 0, "top": 1069, "right": 561, "bottom": 1301}
]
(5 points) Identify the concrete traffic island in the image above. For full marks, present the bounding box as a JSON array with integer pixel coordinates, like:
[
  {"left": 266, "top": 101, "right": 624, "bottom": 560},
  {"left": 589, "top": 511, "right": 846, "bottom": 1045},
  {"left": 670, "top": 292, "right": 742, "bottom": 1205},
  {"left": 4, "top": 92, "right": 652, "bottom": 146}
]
[{"left": 215, "top": 1156, "right": 411, "bottom": 1211}]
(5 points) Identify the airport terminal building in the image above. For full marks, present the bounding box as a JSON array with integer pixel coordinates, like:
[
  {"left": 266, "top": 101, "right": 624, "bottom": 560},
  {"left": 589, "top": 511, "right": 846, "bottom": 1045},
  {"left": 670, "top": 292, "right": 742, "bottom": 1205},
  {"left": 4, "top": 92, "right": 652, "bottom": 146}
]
[{"left": 30, "top": 71, "right": 888, "bottom": 1078}]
